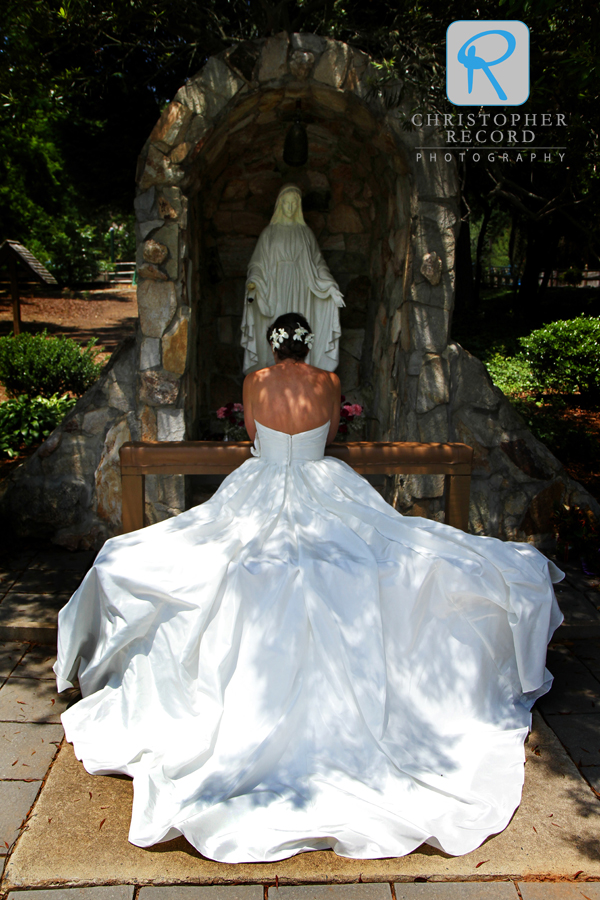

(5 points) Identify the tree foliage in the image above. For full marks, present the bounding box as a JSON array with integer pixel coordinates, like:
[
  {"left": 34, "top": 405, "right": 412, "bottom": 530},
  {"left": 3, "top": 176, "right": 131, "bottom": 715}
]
[{"left": 1, "top": 0, "right": 598, "bottom": 290}]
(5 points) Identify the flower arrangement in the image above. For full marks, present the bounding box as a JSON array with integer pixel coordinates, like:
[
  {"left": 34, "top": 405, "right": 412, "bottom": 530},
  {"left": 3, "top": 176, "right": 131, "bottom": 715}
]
[
  {"left": 216, "top": 402, "right": 249, "bottom": 441},
  {"left": 213, "top": 397, "right": 365, "bottom": 442},
  {"left": 336, "top": 397, "right": 365, "bottom": 440}
]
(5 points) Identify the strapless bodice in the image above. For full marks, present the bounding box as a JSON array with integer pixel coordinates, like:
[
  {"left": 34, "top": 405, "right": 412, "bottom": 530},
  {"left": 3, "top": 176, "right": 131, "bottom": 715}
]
[{"left": 252, "top": 420, "right": 329, "bottom": 464}]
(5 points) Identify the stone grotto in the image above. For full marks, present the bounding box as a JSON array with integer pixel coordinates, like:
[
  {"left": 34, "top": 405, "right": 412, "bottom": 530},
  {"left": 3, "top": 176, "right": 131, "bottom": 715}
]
[{"left": 1, "top": 33, "right": 598, "bottom": 549}]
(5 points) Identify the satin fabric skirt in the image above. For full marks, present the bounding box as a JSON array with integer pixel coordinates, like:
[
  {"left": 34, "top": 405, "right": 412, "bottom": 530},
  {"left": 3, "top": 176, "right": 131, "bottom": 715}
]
[{"left": 55, "top": 454, "right": 563, "bottom": 863}]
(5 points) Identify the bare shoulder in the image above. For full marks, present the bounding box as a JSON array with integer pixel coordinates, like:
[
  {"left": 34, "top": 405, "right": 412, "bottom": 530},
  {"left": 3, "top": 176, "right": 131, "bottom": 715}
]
[
  {"left": 245, "top": 367, "right": 271, "bottom": 386},
  {"left": 311, "top": 366, "right": 340, "bottom": 390}
]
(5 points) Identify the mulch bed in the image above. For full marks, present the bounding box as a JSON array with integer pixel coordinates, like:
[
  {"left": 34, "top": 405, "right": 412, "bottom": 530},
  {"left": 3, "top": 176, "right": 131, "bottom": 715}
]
[
  {"left": 0, "top": 284, "right": 137, "bottom": 357},
  {"left": 553, "top": 405, "right": 600, "bottom": 502}
]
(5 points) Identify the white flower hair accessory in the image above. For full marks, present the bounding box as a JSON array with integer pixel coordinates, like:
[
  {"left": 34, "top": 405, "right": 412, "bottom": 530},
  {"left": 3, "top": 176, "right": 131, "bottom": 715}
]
[
  {"left": 270, "top": 328, "right": 289, "bottom": 350},
  {"left": 293, "top": 326, "right": 314, "bottom": 349}
]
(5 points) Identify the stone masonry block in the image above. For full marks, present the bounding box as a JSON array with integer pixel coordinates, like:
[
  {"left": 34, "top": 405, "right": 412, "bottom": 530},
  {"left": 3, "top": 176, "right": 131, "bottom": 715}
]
[
  {"left": 416, "top": 353, "right": 449, "bottom": 414},
  {"left": 157, "top": 409, "right": 185, "bottom": 442},
  {"left": 149, "top": 101, "right": 193, "bottom": 149},
  {"left": 152, "top": 223, "right": 179, "bottom": 279},
  {"left": 452, "top": 347, "right": 502, "bottom": 412},
  {"left": 139, "top": 146, "right": 184, "bottom": 191},
  {"left": 313, "top": 38, "right": 351, "bottom": 88},
  {"left": 291, "top": 33, "right": 326, "bottom": 54},
  {"left": 140, "top": 338, "right": 161, "bottom": 370},
  {"left": 95, "top": 417, "right": 131, "bottom": 528},
  {"left": 139, "top": 371, "right": 180, "bottom": 407},
  {"left": 137, "top": 280, "right": 177, "bottom": 339},
  {"left": 290, "top": 50, "right": 314, "bottom": 80},
  {"left": 162, "top": 313, "right": 190, "bottom": 376},
  {"left": 258, "top": 33, "right": 289, "bottom": 81},
  {"left": 198, "top": 57, "right": 243, "bottom": 118},
  {"left": 408, "top": 303, "right": 450, "bottom": 352},
  {"left": 134, "top": 187, "right": 156, "bottom": 221}
]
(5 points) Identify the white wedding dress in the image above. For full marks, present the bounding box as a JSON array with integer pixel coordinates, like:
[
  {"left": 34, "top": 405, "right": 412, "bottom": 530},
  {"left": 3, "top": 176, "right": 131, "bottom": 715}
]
[{"left": 55, "top": 420, "right": 563, "bottom": 864}]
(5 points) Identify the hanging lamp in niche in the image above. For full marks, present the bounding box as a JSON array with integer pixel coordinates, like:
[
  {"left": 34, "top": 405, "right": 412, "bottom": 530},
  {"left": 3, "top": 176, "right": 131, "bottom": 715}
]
[{"left": 283, "top": 100, "right": 308, "bottom": 167}]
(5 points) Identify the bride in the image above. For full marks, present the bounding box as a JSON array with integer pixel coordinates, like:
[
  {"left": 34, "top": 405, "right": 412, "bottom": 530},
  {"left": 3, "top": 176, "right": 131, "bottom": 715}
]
[{"left": 54, "top": 311, "right": 563, "bottom": 864}]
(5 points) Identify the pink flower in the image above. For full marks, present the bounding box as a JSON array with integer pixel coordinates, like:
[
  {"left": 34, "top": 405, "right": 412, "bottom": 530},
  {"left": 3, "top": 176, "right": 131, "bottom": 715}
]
[
  {"left": 216, "top": 407, "right": 227, "bottom": 419},
  {"left": 233, "top": 403, "right": 244, "bottom": 413},
  {"left": 349, "top": 404, "right": 363, "bottom": 416}
]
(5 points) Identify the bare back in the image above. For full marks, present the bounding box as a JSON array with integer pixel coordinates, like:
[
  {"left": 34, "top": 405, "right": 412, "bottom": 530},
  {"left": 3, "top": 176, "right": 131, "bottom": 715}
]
[{"left": 243, "top": 359, "right": 341, "bottom": 444}]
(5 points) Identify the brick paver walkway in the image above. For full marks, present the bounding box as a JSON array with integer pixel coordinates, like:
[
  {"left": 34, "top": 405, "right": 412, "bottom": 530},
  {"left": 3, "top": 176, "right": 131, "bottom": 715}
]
[{"left": 1, "top": 544, "right": 599, "bottom": 897}]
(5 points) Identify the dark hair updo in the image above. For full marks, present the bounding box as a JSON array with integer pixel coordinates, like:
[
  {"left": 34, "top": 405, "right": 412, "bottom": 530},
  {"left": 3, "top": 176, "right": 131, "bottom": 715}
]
[{"left": 266, "top": 312, "right": 313, "bottom": 361}]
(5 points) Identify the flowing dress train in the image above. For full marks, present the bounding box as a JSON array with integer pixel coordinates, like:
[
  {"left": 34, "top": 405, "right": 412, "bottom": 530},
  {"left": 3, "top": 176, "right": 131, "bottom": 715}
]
[{"left": 54, "top": 420, "right": 563, "bottom": 863}]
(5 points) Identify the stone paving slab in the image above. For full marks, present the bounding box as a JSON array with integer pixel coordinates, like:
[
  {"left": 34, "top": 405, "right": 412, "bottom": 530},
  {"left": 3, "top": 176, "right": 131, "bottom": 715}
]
[
  {"left": 270, "top": 887, "right": 390, "bottom": 900},
  {"left": 394, "top": 885, "right": 517, "bottom": 898},
  {"left": 139, "top": 889, "right": 266, "bottom": 900},
  {"left": 0, "top": 780, "right": 41, "bottom": 854},
  {"left": 0, "top": 594, "right": 68, "bottom": 644},
  {"left": 539, "top": 647, "right": 600, "bottom": 714},
  {"left": 576, "top": 641, "right": 600, "bottom": 682},
  {"left": 0, "top": 723, "right": 63, "bottom": 779},
  {"left": 7, "top": 888, "right": 134, "bottom": 900},
  {"left": 553, "top": 582, "right": 600, "bottom": 639},
  {"left": 518, "top": 884, "right": 600, "bottom": 899},
  {"left": 7, "top": 567, "right": 84, "bottom": 596},
  {"left": 12, "top": 646, "right": 57, "bottom": 681},
  {"left": 0, "top": 644, "right": 27, "bottom": 680},
  {"left": 0, "top": 553, "right": 37, "bottom": 592},
  {"left": 581, "top": 767, "right": 600, "bottom": 792},
  {"left": 3, "top": 713, "right": 599, "bottom": 890},
  {"left": 0, "top": 677, "right": 71, "bottom": 724},
  {"left": 544, "top": 715, "right": 600, "bottom": 768}
]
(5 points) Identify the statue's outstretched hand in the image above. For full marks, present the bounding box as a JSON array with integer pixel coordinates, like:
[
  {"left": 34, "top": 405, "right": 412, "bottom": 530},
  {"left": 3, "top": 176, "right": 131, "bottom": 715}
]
[{"left": 329, "top": 287, "right": 345, "bottom": 308}]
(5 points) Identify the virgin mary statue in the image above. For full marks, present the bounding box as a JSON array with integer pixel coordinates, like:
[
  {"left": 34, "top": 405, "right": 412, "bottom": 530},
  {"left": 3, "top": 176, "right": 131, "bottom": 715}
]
[{"left": 240, "top": 185, "right": 345, "bottom": 373}]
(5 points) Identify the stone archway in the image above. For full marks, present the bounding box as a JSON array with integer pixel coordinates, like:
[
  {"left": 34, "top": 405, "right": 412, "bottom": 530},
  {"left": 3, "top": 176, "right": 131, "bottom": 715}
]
[
  {"left": 132, "top": 33, "right": 458, "bottom": 523},
  {"left": 2, "top": 34, "right": 598, "bottom": 548}
]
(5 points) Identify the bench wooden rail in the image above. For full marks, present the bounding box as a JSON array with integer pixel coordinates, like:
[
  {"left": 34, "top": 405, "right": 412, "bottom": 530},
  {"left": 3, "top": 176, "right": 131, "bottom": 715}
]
[{"left": 119, "top": 440, "right": 473, "bottom": 534}]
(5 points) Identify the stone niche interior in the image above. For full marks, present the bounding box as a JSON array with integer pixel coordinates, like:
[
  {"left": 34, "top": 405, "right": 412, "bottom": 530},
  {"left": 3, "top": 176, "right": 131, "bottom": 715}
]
[{"left": 184, "top": 89, "right": 409, "bottom": 440}]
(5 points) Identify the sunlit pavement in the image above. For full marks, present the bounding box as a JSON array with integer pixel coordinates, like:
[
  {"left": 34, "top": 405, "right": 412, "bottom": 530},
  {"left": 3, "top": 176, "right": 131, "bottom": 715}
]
[{"left": 0, "top": 545, "right": 599, "bottom": 896}]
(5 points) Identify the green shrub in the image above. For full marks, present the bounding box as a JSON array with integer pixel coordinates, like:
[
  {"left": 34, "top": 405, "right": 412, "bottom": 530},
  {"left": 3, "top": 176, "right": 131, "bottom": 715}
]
[
  {"left": 0, "top": 331, "right": 103, "bottom": 399},
  {"left": 484, "top": 352, "right": 535, "bottom": 396},
  {"left": 519, "top": 315, "right": 600, "bottom": 400},
  {"left": 0, "top": 394, "right": 76, "bottom": 458}
]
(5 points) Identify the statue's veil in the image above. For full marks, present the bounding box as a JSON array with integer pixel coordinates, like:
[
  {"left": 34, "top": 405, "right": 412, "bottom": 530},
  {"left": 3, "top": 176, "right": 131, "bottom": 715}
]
[{"left": 270, "top": 185, "right": 307, "bottom": 226}]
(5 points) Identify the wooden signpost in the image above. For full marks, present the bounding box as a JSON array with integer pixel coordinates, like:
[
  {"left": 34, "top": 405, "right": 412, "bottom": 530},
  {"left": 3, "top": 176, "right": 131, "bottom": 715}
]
[{"left": 0, "top": 240, "right": 58, "bottom": 335}]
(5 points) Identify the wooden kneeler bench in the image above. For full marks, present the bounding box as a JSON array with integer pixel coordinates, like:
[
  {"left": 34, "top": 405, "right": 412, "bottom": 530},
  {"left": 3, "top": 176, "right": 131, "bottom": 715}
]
[{"left": 119, "top": 440, "right": 473, "bottom": 534}]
